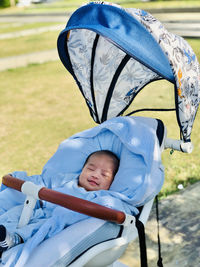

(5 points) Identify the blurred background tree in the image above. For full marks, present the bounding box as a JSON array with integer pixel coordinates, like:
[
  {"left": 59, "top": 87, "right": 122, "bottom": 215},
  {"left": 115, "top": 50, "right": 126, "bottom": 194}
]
[{"left": 0, "top": 0, "right": 17, "bottom": 7}]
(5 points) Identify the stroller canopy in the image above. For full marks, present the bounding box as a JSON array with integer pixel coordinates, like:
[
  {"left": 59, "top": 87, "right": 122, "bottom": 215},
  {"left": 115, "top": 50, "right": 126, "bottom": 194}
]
[{"left": 57, "top": 1, "right": 200, "bottom": 142}]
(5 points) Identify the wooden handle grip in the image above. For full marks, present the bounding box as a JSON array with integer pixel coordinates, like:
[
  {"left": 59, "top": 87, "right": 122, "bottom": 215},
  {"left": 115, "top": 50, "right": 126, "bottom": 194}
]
[
  {"left": 2, "top": 174, "right": 25, "bottom": 191},
  {"left": 2, "top": 175, "right": 125, "bottom": 224}
]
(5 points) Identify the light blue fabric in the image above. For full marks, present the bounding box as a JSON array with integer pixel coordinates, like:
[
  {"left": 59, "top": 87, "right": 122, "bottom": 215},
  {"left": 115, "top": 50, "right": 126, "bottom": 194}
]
[
  {"left": 42, "top": 116, "right": 164, "bottom": 206},
  {"left": 0, "top": 179, "right": 133, "bottom": 267},
  {"left": 0, "top": 116, "right": 164, "bottom": 266}
]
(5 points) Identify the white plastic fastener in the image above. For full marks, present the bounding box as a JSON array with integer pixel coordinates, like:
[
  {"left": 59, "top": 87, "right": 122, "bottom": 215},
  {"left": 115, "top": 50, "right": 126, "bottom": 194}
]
[{"left": 21, "top": 181, "right": 43, "bottom": 199}]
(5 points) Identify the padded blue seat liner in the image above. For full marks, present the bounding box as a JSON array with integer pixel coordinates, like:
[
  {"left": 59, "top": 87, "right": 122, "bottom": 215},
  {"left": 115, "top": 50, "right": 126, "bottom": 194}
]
[{"left": 53, "top": 221, "right": 121, "bottom": 266}]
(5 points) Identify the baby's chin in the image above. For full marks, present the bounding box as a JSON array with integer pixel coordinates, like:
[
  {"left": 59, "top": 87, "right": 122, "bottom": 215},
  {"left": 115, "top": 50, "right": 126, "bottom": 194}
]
[{"left": 86, "top": 184, "right": 100, "bottom": 191}]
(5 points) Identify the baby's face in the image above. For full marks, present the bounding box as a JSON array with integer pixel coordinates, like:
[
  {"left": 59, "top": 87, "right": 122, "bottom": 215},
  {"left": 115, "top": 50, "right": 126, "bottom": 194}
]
[{"left": 78, "top": 154, "right": 115, "bottom": 191}]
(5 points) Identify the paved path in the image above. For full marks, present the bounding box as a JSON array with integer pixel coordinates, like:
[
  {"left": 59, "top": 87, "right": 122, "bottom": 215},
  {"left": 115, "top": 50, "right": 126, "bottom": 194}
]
[
  {"left": 0, "top": 24, "right": 63, "bottom": 40},
  {"left": 120, "top": 182, "right": 200, "bottom": 267},
  {"left": 163, "top": 21, "right": 200, "bottom": 38},
  {"left": 155, "top": 12, "right": 200, "bottom": 38},
  {"left": 0, "top": 49, "right": 58, "bottom": 71},
  {"left": 0, "top": 11, "right": 200, "bottom": 72},
  {"left": 0, "top": 13, "right": 69, "bottom": 23},
  {"left": 1, "top": 12, "right": 200, "bottom": 37}
]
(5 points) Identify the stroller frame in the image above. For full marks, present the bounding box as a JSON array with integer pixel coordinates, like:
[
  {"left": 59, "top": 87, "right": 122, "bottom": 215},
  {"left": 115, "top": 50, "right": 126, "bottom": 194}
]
[
  {"left": 2, "top": 175, "right": 153, "bottom": 267},
  {"left": 1, "top": 1, "right": 199, "bottom": 266},
  {"left": 2, "top": 117, "right": 182, "bottom": 267}
]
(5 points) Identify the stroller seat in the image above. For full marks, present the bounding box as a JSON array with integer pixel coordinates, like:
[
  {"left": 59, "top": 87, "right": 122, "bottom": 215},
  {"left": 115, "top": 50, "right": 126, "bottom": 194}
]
[
  {"left": 1, "top": 116, "right": 166, "bottom": 267},
  {"left": 23, "top": 200, "right": 154, "bottom": 267},
  {"left": 1, "top": 1, "right": 199, "bottom": 266}
]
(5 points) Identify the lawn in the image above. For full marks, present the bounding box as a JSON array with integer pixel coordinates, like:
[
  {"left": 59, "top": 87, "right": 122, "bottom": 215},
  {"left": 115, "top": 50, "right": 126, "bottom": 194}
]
[
  {"left": 0, "top": 21, "right": 62, "bottom": 34},
  {"left": 0, "top": 30, "right": 60, "bottom": 57},
  {"left": 0, "top": 58, "right": 199, "bottom": 197},
  {"left": 0, "top": 61, "right": 94, "bottom": 177},
  {"left": 0, "top": 0, "right": 200, "bottom": 197},
  {"left": 1, "top": 0, "right": 200, "bottom": 14}
]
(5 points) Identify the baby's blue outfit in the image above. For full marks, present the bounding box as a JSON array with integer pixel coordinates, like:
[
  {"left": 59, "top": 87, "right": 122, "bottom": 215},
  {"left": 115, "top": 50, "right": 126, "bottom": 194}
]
[
  {"left": 0, "top": 177, "right": 134, "bottom": 243},
  {"left": 0, "top": 116, "right": 164, "bottom": 266}
]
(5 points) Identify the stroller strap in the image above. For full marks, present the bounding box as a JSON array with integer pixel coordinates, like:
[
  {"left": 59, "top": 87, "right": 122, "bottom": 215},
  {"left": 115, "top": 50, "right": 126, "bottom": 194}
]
[
  {"left": 136, "top": 217, "right": 148, "bottom": 267},
  {"left": 135, "top": 196, "right": 164, "bottom": 267}
]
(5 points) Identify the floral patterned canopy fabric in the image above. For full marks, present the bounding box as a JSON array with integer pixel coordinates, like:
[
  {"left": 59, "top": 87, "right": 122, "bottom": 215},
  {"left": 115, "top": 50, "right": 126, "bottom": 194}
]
[{"left": 57, "top": 1, "right": 200, "bottom": 142}]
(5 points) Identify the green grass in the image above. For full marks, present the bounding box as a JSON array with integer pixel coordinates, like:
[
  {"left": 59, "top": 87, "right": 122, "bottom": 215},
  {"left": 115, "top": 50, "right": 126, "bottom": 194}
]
[
  {"left": 0, "top": 21, "right": 62, "bottom": 34},
  {"left": 187, "top": 38, "right": 200, "bottom": 60},
  {"left": 1, "top": 0, "right": 200, "bottom": 14},
  {"left": 0, "top": 1, "right": 200, "bottom": 196},
  {"left": 0, "top": 30, "right": 60, "bottom": 57},
  {"left": 0, "top": 61, "right": 94, "bottom": 176},
  {"left": 121, "top": 0, "right": 200, "bottom": 9},
  {"left": 0, "top": 59, "right": 199, "bottom": 197}
]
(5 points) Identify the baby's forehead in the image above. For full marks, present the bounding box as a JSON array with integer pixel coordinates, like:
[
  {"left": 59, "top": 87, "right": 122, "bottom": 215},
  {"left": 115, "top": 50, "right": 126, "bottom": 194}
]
[
  {"left": 88, "top": 153, "right": 114, "bottom": 162},
  {"left": 87, "top": 153, "right": 115, "bottom": 167}
]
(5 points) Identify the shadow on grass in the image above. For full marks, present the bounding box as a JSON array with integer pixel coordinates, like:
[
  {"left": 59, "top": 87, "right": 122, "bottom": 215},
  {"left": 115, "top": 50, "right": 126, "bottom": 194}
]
[{"left": 159, "top": 176, "right": 200, "bottom": 199}]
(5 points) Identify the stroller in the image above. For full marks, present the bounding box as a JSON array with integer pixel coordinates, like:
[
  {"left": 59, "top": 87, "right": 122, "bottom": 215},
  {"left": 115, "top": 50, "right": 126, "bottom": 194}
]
[{"left": 1, "top": 1, "right": 200, "bottom": 267}]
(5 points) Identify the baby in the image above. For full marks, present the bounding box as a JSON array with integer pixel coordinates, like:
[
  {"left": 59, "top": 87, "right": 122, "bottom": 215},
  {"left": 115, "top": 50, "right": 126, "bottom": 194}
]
[
  {"left": 0, "top": 150, "right": 119, "bottom": 253},
  {"left": 79, "top": 150, "right": 119, "bottom": 191}
]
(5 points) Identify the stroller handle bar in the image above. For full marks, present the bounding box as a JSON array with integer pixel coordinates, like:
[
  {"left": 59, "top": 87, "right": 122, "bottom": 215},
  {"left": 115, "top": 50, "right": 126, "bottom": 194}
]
[
  {"left": 164, "top": 138, "right": 193, "bottom": 153},
  {"left": 2, "top": 175, "right": 126, "bottom": 225}
]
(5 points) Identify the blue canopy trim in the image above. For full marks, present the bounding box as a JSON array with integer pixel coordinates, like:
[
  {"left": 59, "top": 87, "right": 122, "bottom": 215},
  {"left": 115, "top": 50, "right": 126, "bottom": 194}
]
[
  {"left": 57, "top": 2, "right": 200, "bottom": 142},
  {"left": 58, "top": 3, "right": 175, "bottom": 82}
]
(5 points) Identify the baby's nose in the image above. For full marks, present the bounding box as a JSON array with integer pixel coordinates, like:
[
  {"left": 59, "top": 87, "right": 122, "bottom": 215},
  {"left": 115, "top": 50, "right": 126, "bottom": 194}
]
[{"left": 92, "top": 169, "right": 101, "bottom": 178}]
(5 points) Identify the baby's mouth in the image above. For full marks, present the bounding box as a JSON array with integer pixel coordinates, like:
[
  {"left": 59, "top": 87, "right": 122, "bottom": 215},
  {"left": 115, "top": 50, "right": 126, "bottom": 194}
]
[{"left": 88, "top": 179, "right": 99, "bottom": 186}]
